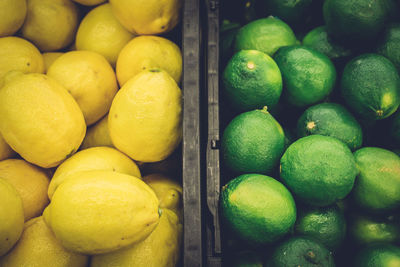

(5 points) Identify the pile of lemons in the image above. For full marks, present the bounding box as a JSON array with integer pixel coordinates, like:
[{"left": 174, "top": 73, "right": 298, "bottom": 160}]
[{"left": 0, "top": 0, "right": 183, "bottom": 266}]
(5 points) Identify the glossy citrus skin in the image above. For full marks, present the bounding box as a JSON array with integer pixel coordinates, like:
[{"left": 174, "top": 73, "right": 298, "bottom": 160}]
[
  {"left": 377, "top": 23, "right": 400, "bottom": 72},
  {"left": 234, "top": 17, "right": 297, "bottom": 56},
  {"left": 221, "top": 108, "right": 285, "bottom": 174},
  {"left": 0, "top": 216, "right": 88, "bottom": 267},
  {"left": 295, "top": 204, "right": 346, "bottom": 251},
  {"left": 274, "top": 45, "right": 336, "bottom": 108},
  {"left": 354, "top": 243, "right": 400, "bottom": 267},
  {"left": 0, "top": 0, "right": 26, "bottom": 37},
  {"left": 223, "top": 50, "right": 282, "bottom": 111},
  {"left": 323, "top": 0, "right": 389, "bottom": 44},
  {"left": 302, "top": 26, "right": 352, "bottom": 60},
  {"left": 266, "top": 236, "right": 335, "bottom": 267},
  {"left": 349, "top": 213, "right": 400, "bottom": 245},
  {"left": 0, "top": 159, "right": 50, "bottom": 221},
  {"left": 261, "top": 0, "right": 313, "bottom": 24},
  {"left": 352, "top": 147, "right": 400, "bottom": 213},
  {"left": 221, "top": 174, "right": 296, "bottom": 245},
  {"left": 280, "top": 135, "right": 357, "bottom": 207},
  {"left": 0, "top": 73, "right": 86, "bottom": 168},
  {"left": 341, "top": 54, "right": 400, "bottom": 120},
  {"left": 297, "top": 103, "right": 363, "bottom": 151}
]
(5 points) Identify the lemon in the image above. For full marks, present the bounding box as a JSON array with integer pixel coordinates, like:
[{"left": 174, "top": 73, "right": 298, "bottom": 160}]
[
  {"left": 109, "top": 69, "right": 182, "bottom": 162},
  {"left": 42, "top": 52, "right": 63, "bottom": 72},
  {"left": 48, "top": 146, "right": 141, "bottom": 199},
  {"left": 47, "top": 51, "right": 118, "bottom": 125},
  {"left": 0, "top": 72, "right": 86, "bottom": 168},
  {"left": 109, "top": 0, "right": 181, "bottom": 35},
  {"left": 75, "top": 3, "right": 135, "bottom": 67},
  {"left": 116, "top": 36, "right": 182, "bottom": 86},
  {"left": 0, "top": 217, "right": 89, "bottom": 267},
  {"left": 72, "top": 0, "right": 106, "bottom": 6},
  {"left": 143, "top": 174, "right": 182, "bottom": 220},
  {"left": 81, "top": 115, "right": 114, "bottom": 149},
  {"left": 43, "top": 170, "right": 160, "bottom": 254},
  {"left": 0, "top": 0, "right": 27, "bottom": 37},
  {"left": 21, "top": 0, "right": 79, "bottom": 52},
  {"left": 0, "top": 178, "right": 24, "bottom": 257},
  {"left": 0, "top": 159, "right": 50, "bottom": 221},
  {"left": 0, "top": 37, "right": 44, "bottom": 80},
  {"left": 0, "top": 135, "right": 15, "bottom": 161},
  {"left": 91, "top": 209, "right": 182, "bottom": 267}
]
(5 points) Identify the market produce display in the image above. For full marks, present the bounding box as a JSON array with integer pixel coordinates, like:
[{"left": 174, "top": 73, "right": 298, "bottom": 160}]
[
  {"left": 0, "top": 0, "right": 183, "bottom": 266},
  {"left": 220, "top": 0, "right": 400, "bottom": 266}
]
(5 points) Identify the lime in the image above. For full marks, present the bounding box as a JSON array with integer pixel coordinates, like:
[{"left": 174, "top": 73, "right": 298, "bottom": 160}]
[
  {"left": 302, "top": 26, "right": 352, "bottom": 60},
  {"left": 297, "top": 103, "right": 363, "bottom": 150},
  {"left": 355, "top": 243, "right": 400, "bottom": 267},
  {"left": 350, "top": 213, "right": 400, "bottom": 245},
  {"left": 221, "top": 108, "right": 285, "bottom": 174},
  {"left": 223, "top": 50, "right": 282, "bottom": 111},
  {"left": 323, "top": 0, "right": 389, "bottom": 44},
  {"left": 266, "top": 236, "right": 335, "bottom": 267},
  {"left": 295, "top": 204, "right": 346, "bottom": 251},
  {"left": 341, "top": 54, "right": 400, "bottom": 120},
  {"left": 220, "top": 174, "right": 296, "bottom": 245},
  {"left": 377, "top": 23, "right": 400, "bottom": 72},
  {"left": 234, "top": 17, "right": 297, "bottom": 56},
  {"left": 352, "top": 147, "right": 400, "bottom": 213},
  {"left": 260, "top": 0, "right": 313, "bottom": 24},
  {"left": 280, "top": 135, "right": 357, "bottom": 206},
  {"left": 273, "top": 45, "right": 336, "bottom": 108}
]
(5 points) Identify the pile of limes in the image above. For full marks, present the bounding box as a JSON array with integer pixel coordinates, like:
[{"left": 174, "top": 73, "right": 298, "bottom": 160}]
[
  {"left": 0, "top": 0, "right": 183, "bottom": 266},
  {"left": 219, "top": 0, "right": 400, "bottom": 266}
]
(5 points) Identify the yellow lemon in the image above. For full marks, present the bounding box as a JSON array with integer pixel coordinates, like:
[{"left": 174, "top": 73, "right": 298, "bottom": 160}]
[
  {"left": 21, "top": 0, "right": 79, "bottom": 52},
  {"left": 0, "top": 72, "right": 86, "bottom": 168},
  {"left": 0, "top": 159, "right": 50, "bottom": 221},
  {"left": 81, "top": 115, "right": 114, "bottom": 149},
  {"left": 76, "top": 3, "right": 134, "bottom": 67},
  {"left": 43, "top": 170, "right": 160, "bottom": 254},
  {"left": 48, "top": 146, "right": 141, "bottom": 199},
  {"left": 42, "top": 52, "right": 63, "bottom": 72},
  {"left": 109, "top": 0, "right": 182, "bottom": 35},
  {"left": 91, "top": 209, "right": 182, "bottom": 267},
  {"left": 144, "top": 174, "right": 182, "bottom": 220},
  {"left": 72, "top": 0, "right": 106, "bottom": 6},
  {"left": 0, "top": 37, "right": 44, "bottom": 80},
  {"left": 0, "top": 178, "right": 24, "bottom": 257},
  {"left": 0, "top": 135, "right": 15, "bottom": 161},
  {"left": 47, "top": 51, "right": 118, "bottom": 126},
  {"left": 116, "top": 36, "right": 182, "bottom": 86},
  {"left": 0, "top": 0, "right": 27, "bottom": 37},
  {"left": 0, "top": 217, "right": 89, "bottom": 267},
  {"left": 109, "top": 69, "right": 182, "bottom": 163}
]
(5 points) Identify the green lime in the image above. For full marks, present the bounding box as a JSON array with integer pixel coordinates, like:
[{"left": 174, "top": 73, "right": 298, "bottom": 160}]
[
  {"left": 280, "top": 135, "right": 357, "bottom": 206},
  {"left": 222, "top": 108, "right": 285, "bottom": 174},
  {"left": 222, "top": 50, "right": 282, "bottom": 111},
  {"left": 341, "top": 54, "right": 400, "bottom": 120},
  {"left": 297, "top": 103, "right": 363, "bottom": 151},
  {"left": 352, "top": 147, "right": 400, "bottom": 213},
  {"left": 231, "top": 250, "right": 263, "bottom": 267},
  {"left": 355, "top": 243, "right": 400, "bottom": 267},
  {"left": 273, "top": 45, "right": 336, "bottom": 108},
  {"left": 377, "top": 23, "right": 400, "bottom": 72},
  {"left": 234, "top": 17, "right": 297, "bottom": 56},
  {"left": 323, "top": 0, "right": 389, "bottom": 44},
  {"left": 302, "top": 26, "right": 352, "bottom": 60},
  {"left": 266, "top": 236, "right": 335, "bottom": 267},
  {"left": 295, "top": 204, "right": 346, "bottom": 251},
  {"left": 220, "top": 174, "right": 296, "bottom": 245},
  {"left": 259, "top": 0, "right": 313, "bottom": 25},
  {"left": 392, "top": 111, "right": 400, "bottom": 146},
  {"left": 221, "top": 20, "right": 241, "bottom": 63},
  {"left": 350, "top": 213, "right": 400, "bottom": 245}
]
